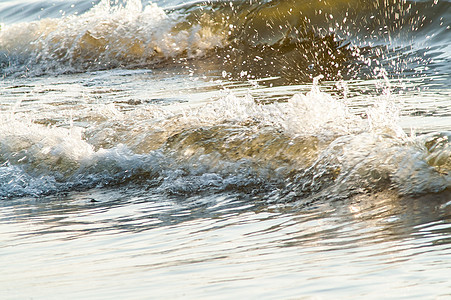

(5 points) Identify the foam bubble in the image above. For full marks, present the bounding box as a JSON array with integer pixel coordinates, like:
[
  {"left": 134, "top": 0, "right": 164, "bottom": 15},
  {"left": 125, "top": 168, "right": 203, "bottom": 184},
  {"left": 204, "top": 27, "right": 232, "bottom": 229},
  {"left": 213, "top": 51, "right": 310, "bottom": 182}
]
[
  {"left": 0, "top": 85, "right": 449, "bottom": 200},
  {"left": 0, "top": 0, "right": 226, "bottom": 75}
]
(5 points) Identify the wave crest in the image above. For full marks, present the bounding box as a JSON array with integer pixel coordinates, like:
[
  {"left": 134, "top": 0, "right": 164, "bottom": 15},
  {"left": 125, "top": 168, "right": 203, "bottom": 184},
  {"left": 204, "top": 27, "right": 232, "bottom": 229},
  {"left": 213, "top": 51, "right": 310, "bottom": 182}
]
[
  {"left": 0, "top": 0, "right": 226, "bottom": 75},
  {"left": 0, "top": 86, "right": 449, "bottom": 200},
  {"left": 1, "top": 0, "right": 449, "bottom": 80}
]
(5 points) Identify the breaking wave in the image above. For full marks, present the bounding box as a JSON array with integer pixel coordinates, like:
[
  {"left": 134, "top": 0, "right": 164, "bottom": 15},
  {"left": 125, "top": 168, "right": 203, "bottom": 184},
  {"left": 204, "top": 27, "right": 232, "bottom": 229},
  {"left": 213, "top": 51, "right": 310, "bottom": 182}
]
[
  {"left": 1, "top": 85, "right": 449, "bottom": 200},
  {"left": 0, "top": 0, "right": 449, "bottom": 82},
  {"left": 0, "top": 0, "right": 449, "bottom": 200}
]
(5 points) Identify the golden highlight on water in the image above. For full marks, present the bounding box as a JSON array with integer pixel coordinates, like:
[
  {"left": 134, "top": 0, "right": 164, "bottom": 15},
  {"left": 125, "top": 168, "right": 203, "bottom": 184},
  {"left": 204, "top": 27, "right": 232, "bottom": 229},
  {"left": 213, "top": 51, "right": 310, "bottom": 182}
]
[{"left": 0, "top": 0, "right": 450, "bottom": 298}]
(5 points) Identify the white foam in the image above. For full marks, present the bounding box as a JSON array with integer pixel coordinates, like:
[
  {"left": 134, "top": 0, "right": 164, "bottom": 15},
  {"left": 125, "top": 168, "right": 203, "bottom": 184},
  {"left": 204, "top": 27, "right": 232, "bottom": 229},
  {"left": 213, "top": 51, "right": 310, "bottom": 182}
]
[
  {"left": 0, "top": 119, "right": 93, "bottom": 175},
  {"left": 0, "top": 84, "right": 449, "bottom": 199},
  {"left": 0, "top": 116, "right": 166, "bottom": 198},
  {"left": 0, "top": 0, "right": 226, "bottom": 74},
  {"left": 178, "top": 87, "right": 365, "bottom": 138}
]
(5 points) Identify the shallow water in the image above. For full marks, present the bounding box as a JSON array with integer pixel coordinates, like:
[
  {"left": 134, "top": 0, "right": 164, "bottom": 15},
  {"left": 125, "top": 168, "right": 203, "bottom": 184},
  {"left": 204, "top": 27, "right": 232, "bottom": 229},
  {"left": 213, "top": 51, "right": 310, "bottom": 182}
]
[
  {"left": 2, "top": 189, "right": 450, "bottom": 299},
  {"left": 0, "top": 0, "right": 450, "bottom": 298}
]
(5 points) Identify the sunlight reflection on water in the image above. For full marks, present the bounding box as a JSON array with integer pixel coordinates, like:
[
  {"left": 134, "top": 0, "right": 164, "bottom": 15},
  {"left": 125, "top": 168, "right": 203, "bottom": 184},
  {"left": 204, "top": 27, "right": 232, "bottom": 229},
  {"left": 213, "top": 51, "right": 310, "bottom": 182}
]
[{"left": 1, "top": 188, "right": 450, "bottom": 299}]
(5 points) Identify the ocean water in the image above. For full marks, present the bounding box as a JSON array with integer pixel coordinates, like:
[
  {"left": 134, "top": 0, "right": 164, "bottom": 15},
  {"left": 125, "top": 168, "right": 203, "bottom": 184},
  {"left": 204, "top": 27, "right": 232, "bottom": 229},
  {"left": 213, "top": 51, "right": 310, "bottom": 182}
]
[{"left": 0, "top": 0, "right": 450, "bottom": 298}]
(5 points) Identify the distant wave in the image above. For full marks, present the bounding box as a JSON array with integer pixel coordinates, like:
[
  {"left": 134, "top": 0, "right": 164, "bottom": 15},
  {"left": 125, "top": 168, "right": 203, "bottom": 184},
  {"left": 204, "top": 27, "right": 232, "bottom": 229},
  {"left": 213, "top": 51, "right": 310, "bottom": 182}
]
[
  {"left": 0, "top": 0, "right": 449, "bottom": 81},
  {"left": 0, "top": 1, "right": 226, "bottom": 76}
]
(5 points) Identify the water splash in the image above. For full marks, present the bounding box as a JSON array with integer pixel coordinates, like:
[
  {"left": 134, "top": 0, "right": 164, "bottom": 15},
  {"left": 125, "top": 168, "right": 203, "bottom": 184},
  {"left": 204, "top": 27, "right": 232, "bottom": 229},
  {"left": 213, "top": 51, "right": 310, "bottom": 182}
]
[
  {"left": 0, "top": 0, "right": 226, "bottom": 75},
  {"left": 1, "top": 0, "right": 448, "bottom": 81},
  {"left": 0, "top": 80, "right": 449, "bottom": 200}
]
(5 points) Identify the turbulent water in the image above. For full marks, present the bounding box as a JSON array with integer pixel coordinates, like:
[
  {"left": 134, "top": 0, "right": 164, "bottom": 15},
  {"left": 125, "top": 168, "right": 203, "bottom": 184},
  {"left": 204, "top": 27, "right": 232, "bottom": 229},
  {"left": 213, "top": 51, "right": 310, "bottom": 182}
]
[{"left": 0, "top": 0, "right": 450, "bottom": 298}]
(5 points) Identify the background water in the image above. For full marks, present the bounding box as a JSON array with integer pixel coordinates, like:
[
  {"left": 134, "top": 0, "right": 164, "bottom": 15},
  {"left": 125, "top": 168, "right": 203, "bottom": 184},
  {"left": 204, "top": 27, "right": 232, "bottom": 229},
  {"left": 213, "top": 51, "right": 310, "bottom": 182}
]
[{"left": 0, "top": 0, "right": 450, "bottom": 299}]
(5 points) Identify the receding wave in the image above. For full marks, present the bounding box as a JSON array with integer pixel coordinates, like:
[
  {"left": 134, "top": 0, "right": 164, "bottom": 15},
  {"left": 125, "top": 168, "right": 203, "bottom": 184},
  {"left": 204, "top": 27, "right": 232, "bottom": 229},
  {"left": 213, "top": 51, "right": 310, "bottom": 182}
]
[{"left": 0, "top": 0, "right": 449, "bottom": 81}]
